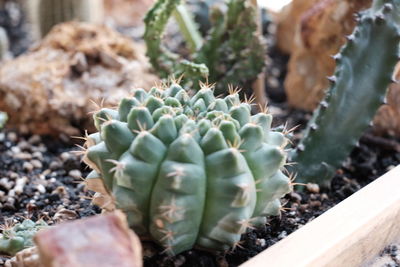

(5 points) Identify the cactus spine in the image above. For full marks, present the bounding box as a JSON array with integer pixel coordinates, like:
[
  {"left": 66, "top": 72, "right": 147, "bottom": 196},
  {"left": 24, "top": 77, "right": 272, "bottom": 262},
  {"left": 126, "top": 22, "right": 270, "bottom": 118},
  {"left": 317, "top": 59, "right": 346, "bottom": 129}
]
[
  {"left": 0, "top": 219, "right": 47, "bottom": 255},
  {"left": 83, "top": 82, "right": 292, "bottom": 255},
  {"left": 291, "top": 0, "right": 400, "bottom": 186},
  {"left": 144, "top": 0, "right": 266, "bottom": 94}
]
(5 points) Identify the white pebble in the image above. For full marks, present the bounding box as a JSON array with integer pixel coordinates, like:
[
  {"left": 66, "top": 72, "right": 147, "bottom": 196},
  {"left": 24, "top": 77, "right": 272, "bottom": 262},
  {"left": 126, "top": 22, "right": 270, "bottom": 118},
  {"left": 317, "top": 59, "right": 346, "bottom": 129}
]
[
  {"left": 37, "top": 184, "right": 46, "bottom": 194},
  {"left": 60, "top": 152, "right": 71, "bottom": 162},
  {"left": 14, "top": 177, "right": 28, "bottom": 195},
  {"left": 7, "top": 132, "right": 17, "bottom": 142},
  {"left": 11, "top": 146, "right": 21, "bottom": 154},
  {"left": 256, "top": 238, "right": 266, "bottom": 247},
  {"left": 23, "top": 162, "right": 34, "bottom": 172},
  {"left": 31, "top": 159, "right": 43, "bottom": 169},
  {"left": 68, "top": 169, "right": 82, "bottom": 179}
]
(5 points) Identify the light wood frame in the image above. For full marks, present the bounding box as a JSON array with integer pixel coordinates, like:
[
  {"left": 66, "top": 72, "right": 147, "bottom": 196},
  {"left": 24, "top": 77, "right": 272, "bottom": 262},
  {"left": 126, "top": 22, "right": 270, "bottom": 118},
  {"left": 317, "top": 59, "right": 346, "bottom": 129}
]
[{"left": 241, "top": 165, "right": 400, "bottom": 267}]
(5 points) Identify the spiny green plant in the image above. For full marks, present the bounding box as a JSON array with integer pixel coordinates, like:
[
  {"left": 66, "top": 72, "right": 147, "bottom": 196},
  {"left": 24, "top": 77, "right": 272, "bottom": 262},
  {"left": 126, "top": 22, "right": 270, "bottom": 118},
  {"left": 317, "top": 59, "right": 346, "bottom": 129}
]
[
  {"left": 82, "top": 81, "right": 292, "bottom": 255},
  {"left": 0, "top": 219, "right": 48, "bottom": 255},
  {"left": 290, "top": 0, "right": 400, "bottom": 186},
  {"left": 0, "top": 111, "right": 7, "bottom": 129},
  {"left": 144, "top": 0, "right": 266, "bottom": 94}
]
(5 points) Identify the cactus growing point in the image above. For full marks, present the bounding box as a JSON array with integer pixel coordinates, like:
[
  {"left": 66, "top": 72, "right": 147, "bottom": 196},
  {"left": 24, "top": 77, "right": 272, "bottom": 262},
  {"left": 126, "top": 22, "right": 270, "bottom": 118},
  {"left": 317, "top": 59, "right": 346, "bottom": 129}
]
[{"left": 83, "top": 82, "right": 292, "bottom": 255}]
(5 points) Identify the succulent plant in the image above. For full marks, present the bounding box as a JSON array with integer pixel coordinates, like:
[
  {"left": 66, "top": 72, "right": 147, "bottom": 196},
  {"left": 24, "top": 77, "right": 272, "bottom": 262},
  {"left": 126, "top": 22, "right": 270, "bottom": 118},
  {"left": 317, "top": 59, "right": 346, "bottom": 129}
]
[
  {"left": 83, "top": 82, "right": 292, "bottom": 255},
  {"left": 0, "top": 111, "right": 7, "bottom": 129},
  {"left": 26, "top": 0, "right": 103, "bottom": 38},
  {"left": 290, "top": 0, "right": 400, "bottom": 186},
  {"left": 0, "top": 219, "right": 48, "bottom": 255},
  {"left": 144, "top": 0, "right": 266, "bottom": 94}
]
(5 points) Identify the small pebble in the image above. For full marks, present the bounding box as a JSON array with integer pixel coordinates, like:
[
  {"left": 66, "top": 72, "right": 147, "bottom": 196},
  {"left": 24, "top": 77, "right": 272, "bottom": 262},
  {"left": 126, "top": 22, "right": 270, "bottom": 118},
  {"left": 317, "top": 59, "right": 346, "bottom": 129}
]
[
  {"left": 0, "top": 177, "right": 12, "bottom": 190},
  {"left": 14, "top": 177, "right": 27, "bottom": 195},
  {"left": 49, "top": 161, "right": 61, "bottom": 170},
  {"left": 278, "top": 231, "right": 287, "bottom": 239},
  {"left": 37, "top": 184, "right": 46, "bottom": 194},
  {"left": 68, "top": 169, "right": 82, "bottom": 179},
  {"left": 52, "top": 186, "right": 68, "bottom": 197},
  {"left": 23, "top": 162, "right": 34, "bottom": 172},
  {"left": 256, "top": 238, "right": 266, "bottom": 247},
  {"left": 9, "top": 172, "right": 19, "bottom": 179},
  {"left": 11, "top": 146, "right": 21, "bottom": 154},
  {"left": 7, "top": 189, "right": 15, "bottom": 197},
  {"left": 28, "top": 135, "right": 41, "bottom": 144},
  {"left": 14, "top": 152, "right": 32, "bottom": 160},
  {"left": 321, "top": 193, "right": 329, "bottom": 201},
  {"left": 17, "top": 140, "right": 30, "bottom": 150},
  {"left": 32, "top": 151, "right": 43, "bottom": 160},
  {"left": 7, "top": 132, "right": 17, "bottom": 142},
  {"left": 306, "top": 183, "right": 320, "bottom": 194},
  {"left": 387, "top": 165, "right": 396, "bottom": 171},
  {"left": 267, "top": 77, "right": 279, "bottom": 88},
  {"left": 173, "top": 255, "right": 186, "bottom": 267},
  {"left": 31, "top": 159, "right": 43, "bottom": 169},
  {"left": 60, "top": 152, "right": 71, "bottom": 162},
  {"left": 310, "top": 200, "right": 322, "bottom": 208},
  {"left": 290, "top": 192, "right": 302, "bottom": 203}
]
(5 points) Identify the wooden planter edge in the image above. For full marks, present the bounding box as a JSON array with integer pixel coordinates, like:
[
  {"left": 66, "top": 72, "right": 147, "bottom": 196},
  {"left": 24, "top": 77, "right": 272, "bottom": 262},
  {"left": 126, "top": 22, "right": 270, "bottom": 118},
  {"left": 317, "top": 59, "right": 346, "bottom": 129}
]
[{"left": 241, "top": 165, "right": 400, "bottom": 267}]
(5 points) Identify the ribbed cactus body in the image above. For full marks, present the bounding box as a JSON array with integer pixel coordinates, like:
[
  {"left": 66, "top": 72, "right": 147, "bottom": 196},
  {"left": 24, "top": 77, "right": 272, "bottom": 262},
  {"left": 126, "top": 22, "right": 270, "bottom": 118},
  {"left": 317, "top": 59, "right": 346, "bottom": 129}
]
[{"left": 84, "top": 83, "right": 291, "bottom": 255}]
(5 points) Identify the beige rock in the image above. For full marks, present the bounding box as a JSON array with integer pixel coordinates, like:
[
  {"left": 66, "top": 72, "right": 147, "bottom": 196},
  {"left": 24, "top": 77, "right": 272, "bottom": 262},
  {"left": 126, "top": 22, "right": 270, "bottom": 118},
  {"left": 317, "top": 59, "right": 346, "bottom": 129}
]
[
  {"left": 5, "top": 247, "right": 41, "bottom": 267},
  {"left": 104, "top": 0, "right": 155, "bottom": 27},
  {"left": 0, "top": 22, "right": 158, "bottom": 136},
  {"left": 276, "top": 0, "right": 321, "bottom": 54},
  {"left": 34, "top": 211, "right": 142, "bottom": 267},
  {"left": 283, "top": 0, "right": 371, "bottom": 110}
]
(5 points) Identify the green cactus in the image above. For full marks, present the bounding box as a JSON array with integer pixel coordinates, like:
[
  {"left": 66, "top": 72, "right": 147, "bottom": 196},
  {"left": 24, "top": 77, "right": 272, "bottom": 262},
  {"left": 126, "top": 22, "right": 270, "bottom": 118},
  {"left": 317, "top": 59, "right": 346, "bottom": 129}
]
[
  {"left": 0, "top": 219, "right": 48, "bottom": 255},
  {"left": 0, "top": 26, "right": 9, "bottom": 60},
  {"left": 144, "top": 0, "right": 266, "bottom": 94},
  {"left": 26, "top": 0, "right": 102, "bottom": 38},
  {"left": 290, "top": 0, "right": 400, "bottom": 186},
  {"left": 0, "top": 111, "right": 7, "bottom": 129},
  {"left": 83, "top": 82, "right": 291, "bottom": 255}
]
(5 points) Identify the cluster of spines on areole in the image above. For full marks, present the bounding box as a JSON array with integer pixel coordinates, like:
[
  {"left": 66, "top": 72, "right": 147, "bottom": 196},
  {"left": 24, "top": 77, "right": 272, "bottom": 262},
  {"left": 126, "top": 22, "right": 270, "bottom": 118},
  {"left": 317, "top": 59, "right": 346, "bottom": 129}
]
[
  {"left": 81, "top": 80, "right": 293, "bottom": 255},
  {"left": 291, "top": 0, "right": 400, "bottom": 184}
]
